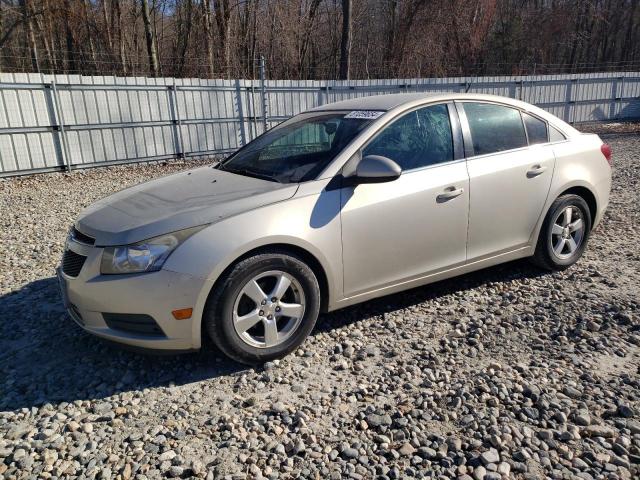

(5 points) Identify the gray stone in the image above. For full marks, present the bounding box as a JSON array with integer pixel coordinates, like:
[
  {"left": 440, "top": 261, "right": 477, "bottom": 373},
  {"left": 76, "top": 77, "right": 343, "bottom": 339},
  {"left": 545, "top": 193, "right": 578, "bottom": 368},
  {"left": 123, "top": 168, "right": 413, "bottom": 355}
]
[
  {"left": 583, "top": 424, "right": 616, "bottom": 438},
  {"left": 365, "top": 413, "right": 392, "bottom": 428},
  {"left": 341, "top": 447, "right": 359, "bottom": 459},
  {"left": 480, "top": 449, "right": 500, "bottom": 465},
  {"left": 398, "top": 443, "right": 415, "bottom": 456}
]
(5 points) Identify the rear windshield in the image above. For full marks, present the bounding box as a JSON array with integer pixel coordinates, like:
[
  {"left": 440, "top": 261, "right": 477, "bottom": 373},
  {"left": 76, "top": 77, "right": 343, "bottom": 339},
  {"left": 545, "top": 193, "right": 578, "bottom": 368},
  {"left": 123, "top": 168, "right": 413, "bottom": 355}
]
[{"left": 219, "top": 111, "right": 376, "bottom": 183}]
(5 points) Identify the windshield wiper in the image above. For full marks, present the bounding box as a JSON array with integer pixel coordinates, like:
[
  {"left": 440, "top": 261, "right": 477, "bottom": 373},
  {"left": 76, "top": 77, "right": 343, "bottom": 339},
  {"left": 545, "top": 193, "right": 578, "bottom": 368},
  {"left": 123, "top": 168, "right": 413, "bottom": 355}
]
[{"left": 222, "top": 166, "right": 281, "bottom": 183}]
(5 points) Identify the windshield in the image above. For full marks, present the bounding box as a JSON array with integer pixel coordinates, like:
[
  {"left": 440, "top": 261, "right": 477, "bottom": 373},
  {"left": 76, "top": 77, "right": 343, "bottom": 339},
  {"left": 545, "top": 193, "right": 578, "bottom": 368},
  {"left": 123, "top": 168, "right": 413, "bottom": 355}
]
[{"left": 219, "top": 111, "right": 377, "bottom": 183}]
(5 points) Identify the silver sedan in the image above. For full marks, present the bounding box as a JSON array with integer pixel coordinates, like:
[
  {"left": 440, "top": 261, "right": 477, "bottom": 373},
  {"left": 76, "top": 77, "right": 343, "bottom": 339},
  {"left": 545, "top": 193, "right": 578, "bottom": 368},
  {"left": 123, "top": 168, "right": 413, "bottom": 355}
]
[{"left": 58, "top": 93, "right": 612, "bottom": 364}]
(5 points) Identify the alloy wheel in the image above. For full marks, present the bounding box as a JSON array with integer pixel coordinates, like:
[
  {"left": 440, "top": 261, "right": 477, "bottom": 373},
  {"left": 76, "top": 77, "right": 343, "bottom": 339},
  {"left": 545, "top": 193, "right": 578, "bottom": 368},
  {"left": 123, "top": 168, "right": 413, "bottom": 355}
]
[
  {"left": 550, "top": 205, "right": 585, "bottom": 259},
  {"left": 232, "top": 270, "right": 306, "bottom": 348}
]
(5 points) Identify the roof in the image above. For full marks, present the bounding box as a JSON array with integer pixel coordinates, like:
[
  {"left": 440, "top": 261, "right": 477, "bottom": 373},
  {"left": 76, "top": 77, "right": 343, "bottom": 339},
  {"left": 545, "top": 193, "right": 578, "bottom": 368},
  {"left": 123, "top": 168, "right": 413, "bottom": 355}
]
[
  {"left": 310, "top": 92, "right": 578, "bottom": 135},
  {"left": 311, "top": 92, "right": 449, "bottom": 111},
  {"left": 311, "top": 92, "right": 526, "bottom": 112}
]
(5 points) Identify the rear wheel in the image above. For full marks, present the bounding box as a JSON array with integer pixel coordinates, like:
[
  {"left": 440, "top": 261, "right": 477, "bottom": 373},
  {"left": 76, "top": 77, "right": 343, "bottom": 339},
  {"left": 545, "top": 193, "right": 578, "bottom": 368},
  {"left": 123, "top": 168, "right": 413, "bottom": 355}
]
[
  {"left": 204, "top": 251, "right": 320, "bottom": 365},
  {"left": 531, "top": 194, "right": 592, "bottom": 270}
]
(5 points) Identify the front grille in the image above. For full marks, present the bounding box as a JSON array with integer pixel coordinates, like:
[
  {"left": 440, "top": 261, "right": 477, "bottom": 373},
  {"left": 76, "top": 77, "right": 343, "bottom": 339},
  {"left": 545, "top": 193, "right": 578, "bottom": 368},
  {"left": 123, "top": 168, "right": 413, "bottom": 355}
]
[
  {"left": 103, "top": 313, "right": 165, "bottom": 337},
  {"left": 71, "top": 226, "right": 95, "bottom": 245},
  {"left": 62, "top": 250, "right": 87, "bottom": 277}
]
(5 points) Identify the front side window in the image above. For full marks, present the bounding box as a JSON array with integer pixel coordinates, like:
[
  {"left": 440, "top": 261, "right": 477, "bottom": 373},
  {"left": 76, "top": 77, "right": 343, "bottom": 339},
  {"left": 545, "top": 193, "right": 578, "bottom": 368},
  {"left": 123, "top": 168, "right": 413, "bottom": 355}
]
[
  {"left": 522, "top": 112, "right": 548, "bottom": 145},
  {"left": 463, "top": 103, "right": 527, "bottom": 156},
  {"left": 220, "top": 111, "right": 375, "bottom": 183},
  {"left": 362, "top": 104, "right": 453, "bottom": 170}
]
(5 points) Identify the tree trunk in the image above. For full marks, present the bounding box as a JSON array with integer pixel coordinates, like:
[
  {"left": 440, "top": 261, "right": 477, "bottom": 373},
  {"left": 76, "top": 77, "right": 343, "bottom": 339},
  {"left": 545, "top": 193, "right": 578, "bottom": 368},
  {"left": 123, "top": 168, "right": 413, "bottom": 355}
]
[
  {"left": 621, "top": 0, "right": 638, "bottom": 62},
  {"left": 214, "top": 0, "right": 231, "bottom": 77},
  {"left": 84, "top": 0, "right": 97, "bottom": 72},
  {"left": 43, "top": 0, "right": 57, "bottom": 70},
  {"left": 141, "top": 0, "right": 159, "bottom": 75},
  {"left": 384, "top": 0, "right": 398, "bottom": 75},
  {"left": 114, "top": 0, "right": 127, "bottom": 75},
  {"left": 20, "top": 0, "right": 40, "bottom": 73},
  {"left": 177, "top": 0, "right": 194, "bottom": 76},
  {"left": 102, "top": 0, "right": 113, "bottom": 53},
  {"left": 0, "top": 2, "right": 4, "bottom": 71},
  {"left": 63, "top": 0, "right": 76, "bottom": 73},
  {"left": 33, "top": 7, "right": 53, "bottom": 72},
  {"left": 299, "top": 0, "right": 322, "bottom": 76},
  {"left": 201, "top": 0, "right": 214, "bottom": 77},
  {"left": 339, "top": 0, "right": 352, "bottom": 79}
]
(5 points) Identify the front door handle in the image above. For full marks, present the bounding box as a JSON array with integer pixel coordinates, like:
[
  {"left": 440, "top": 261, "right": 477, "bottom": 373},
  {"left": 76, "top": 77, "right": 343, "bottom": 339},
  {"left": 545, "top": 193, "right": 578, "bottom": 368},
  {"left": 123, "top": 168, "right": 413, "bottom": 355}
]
[
  {"left": 527, "top": 164, "right": 547, "bottom": 177},
  {"left": 437, "top": 186, "right": 464, "bottom": 203}
]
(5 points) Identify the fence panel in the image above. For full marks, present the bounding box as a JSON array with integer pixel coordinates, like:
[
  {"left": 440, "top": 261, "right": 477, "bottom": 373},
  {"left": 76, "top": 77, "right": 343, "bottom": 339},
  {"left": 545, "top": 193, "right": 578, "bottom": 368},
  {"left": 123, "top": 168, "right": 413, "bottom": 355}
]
[{"left": 0, "top": 71, "right": 638, "bottom": 177}]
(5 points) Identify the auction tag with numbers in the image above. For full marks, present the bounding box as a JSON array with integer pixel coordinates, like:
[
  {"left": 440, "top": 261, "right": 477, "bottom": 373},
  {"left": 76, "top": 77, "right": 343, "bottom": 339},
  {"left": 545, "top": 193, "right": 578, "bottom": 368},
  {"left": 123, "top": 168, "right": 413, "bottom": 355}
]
[{"left": 344, "top": 110, "right": 385, "bottom": 120}]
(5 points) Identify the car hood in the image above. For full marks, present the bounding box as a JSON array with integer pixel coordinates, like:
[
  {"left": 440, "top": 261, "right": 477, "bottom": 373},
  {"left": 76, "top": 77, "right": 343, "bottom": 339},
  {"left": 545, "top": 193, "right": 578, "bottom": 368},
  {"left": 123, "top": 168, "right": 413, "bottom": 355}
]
[{"left": 75, "top": 166, "right": 298, "bottom": 246}]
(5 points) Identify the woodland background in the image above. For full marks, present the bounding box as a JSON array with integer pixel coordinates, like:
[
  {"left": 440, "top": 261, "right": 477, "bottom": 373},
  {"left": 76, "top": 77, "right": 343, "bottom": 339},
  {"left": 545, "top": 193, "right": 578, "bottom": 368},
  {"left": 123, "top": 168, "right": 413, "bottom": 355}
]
[{"left": 1, "top": 0, "right": 639, "bottom": 80}]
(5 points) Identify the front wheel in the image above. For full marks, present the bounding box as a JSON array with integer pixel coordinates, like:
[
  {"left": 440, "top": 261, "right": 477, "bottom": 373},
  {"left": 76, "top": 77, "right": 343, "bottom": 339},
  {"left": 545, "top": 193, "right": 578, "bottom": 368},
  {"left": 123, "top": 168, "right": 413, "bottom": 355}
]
[
  {"left": 204, "top": 251, "right": 321, "bottom": 365},
  {"left": 531, "top": 194, "right": 592, "bottom": 271}
]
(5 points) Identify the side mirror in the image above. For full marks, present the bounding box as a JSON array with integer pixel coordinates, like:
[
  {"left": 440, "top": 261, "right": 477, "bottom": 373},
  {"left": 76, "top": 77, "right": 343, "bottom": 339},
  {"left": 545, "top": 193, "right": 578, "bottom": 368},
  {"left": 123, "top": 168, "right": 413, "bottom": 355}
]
[{"left": 354, "top": 155, "right": 401, "bottom": 184}]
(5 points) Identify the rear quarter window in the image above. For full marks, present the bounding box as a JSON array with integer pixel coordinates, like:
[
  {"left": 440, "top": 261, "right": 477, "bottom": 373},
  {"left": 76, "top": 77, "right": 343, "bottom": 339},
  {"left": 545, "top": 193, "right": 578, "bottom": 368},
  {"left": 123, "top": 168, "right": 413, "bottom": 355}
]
[
  {"left": 549, "top": 125, "right": 567, "bottom": 142},
  {"left": 463, "top": 103, "right": 528, "bottom": 156}
]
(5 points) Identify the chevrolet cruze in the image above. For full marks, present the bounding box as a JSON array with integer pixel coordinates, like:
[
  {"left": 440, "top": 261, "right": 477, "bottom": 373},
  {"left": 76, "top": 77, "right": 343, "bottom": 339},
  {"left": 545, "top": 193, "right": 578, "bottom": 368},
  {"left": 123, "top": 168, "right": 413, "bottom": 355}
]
[{"left": 58, "top": 93, "right": 612, "bottom": 364}]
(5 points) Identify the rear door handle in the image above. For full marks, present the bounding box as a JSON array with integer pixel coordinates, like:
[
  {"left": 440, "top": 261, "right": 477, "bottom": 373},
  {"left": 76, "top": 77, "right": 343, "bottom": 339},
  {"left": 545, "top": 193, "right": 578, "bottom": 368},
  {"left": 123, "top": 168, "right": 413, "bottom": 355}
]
[
  {"left": 527, "top": 164, "right": 547, "bottom": 177},
  {"left": 437, "top": 186, "right": 464, "bottom": 203}
]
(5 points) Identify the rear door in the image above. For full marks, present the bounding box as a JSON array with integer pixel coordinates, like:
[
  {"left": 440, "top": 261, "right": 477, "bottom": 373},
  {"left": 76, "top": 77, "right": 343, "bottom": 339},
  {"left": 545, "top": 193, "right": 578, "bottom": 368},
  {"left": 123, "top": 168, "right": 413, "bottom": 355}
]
[{"left": 458, "top": 102, "right": 555, "bottom": 260}]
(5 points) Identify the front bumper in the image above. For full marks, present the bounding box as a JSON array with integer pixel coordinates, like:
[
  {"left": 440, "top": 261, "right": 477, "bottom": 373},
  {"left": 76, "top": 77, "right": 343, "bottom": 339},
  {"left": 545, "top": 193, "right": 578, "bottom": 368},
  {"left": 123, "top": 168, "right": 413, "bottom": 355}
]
[{"left": 58, "top": 237, "right": 208, "bottom": 351}]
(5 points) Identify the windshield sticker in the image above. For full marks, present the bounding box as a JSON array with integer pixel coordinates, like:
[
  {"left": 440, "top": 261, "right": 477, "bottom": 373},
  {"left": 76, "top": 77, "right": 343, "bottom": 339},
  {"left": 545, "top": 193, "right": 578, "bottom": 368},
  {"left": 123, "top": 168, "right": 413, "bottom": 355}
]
[{"left": 344, "top": 110, "right": 385, "bottom": 120}]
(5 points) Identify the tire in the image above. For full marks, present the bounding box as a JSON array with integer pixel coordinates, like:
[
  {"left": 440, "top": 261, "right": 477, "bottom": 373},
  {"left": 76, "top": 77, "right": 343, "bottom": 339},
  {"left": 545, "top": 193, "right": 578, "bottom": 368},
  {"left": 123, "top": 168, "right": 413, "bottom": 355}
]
[
  {"left": 531, "top": 194, "right": 592, "bottom": 271},
  {"left": 204, "top": 250, "right": 321, "bottom": 365}
]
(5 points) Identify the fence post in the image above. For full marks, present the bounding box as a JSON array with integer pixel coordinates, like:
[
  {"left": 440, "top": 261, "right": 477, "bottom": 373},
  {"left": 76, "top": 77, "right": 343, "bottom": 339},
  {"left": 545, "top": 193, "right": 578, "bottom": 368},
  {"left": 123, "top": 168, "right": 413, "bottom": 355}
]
[
  {"left": 50, "top": 80, "right": 72, "bottom": 171},
  {"left": 616, "top": 76, "right": 625, "bottom": 120},
  {"left": 317, "top": 84, "right": 325, "bottom": 107},
  {"left": 234, "top": 79, "right": 247, "bottom": 146},
  {"left": 572, "top": 78, "right": 579, "bottom": 123},
  {"left": 259, "top": 56, "right": 268, "bottom": 133},
  {"left": 563, "top": 79, "right": 573, "bottom": 123},
  {"left": 168, "top": 83, "right": 184, "bottom": 158},
  {"left": 518, "top": 80, "right": 524, "bottom": 101}
]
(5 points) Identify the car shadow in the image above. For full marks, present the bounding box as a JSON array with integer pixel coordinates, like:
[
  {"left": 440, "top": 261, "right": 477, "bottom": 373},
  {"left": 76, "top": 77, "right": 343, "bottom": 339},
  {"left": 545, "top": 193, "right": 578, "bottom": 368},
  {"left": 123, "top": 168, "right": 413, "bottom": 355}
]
[
  {"left": 0, "top": 259, "right": 545, "bottom": 412},
  {"left": 0, "top": 277, "right": 246, "bottom": 412},
  {"left": 314, "top": 258, "right": 547, "bottom": 334}
]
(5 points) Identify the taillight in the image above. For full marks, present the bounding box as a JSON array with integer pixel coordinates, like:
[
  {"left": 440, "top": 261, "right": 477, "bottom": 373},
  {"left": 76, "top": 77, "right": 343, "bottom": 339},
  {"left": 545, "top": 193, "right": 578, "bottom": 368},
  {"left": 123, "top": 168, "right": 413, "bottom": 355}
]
[{"left": 601, "top": 143, "right": 612, "bottom": 166}]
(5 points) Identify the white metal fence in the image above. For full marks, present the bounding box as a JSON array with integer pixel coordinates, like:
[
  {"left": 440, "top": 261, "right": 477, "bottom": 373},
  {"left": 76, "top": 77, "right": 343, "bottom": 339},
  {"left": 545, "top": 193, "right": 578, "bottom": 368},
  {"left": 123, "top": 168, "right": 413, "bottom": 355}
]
[{"left": 0, "top": 71, "right": 638, "bottom": 177}]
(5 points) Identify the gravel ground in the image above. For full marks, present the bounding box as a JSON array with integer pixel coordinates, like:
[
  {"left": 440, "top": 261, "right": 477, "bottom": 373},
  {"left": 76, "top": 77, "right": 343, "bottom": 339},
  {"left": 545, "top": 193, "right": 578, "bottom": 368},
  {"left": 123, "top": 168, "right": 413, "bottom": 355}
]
[{"left": 1, "top": 135, "right": 639, "bottom": 480}]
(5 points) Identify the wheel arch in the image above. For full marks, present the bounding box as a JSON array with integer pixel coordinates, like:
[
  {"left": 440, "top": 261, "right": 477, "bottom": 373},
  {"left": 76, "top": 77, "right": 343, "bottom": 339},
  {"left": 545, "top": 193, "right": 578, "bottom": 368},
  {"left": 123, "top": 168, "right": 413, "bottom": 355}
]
[
  {"left": 558, "top": 185, "right": 597, "bottom": 224},
  {"left": 531, "top": 182, "right": 599, "bottom": 248},
  {"left": 200, "top": 242, "right": 331, "bottom": 340},
  {"left": 204, "top": 242, "right": 331, "bottom": 316}
]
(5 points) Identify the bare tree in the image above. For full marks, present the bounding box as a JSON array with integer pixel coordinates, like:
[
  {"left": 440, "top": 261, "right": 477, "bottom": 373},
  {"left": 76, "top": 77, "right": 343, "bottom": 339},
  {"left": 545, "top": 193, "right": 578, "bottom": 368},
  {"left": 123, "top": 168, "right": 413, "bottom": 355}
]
[
  {"left": 19, "top": 0, "right": 39, "bottom": 72},
  {"left": 201, "top": 0, "right": 214, "bottom": 76},
  {"left": 339, "top": 0, "right": 351, "bottom": 79},
  {"left": 0, "top": 0, "right": 638, "bottom": 79},
  {"left": 63, "top": 0, "right": 76, "bottom": 72},
  {"left": 141, "top": 0, "right": 159, "bottom": 75},
  {"left": 214, "top": 0, "right": 231, "bottom": 75},
  {"left": 83, "top": 0, "right": 97, "bottom": 70},
  {"left": 114, "top": 0, "right": 127, "bottom": 74}
]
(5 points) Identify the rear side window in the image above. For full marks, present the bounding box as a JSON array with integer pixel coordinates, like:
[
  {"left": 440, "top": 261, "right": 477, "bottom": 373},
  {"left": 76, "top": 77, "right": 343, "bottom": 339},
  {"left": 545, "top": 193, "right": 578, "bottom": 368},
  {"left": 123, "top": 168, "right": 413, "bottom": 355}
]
[
  {"left": 463, "top": 103, "right": 527, "bottom": 156},
  {"left": 522, "top": 112, "right": 548, "bottom": 145},
  {"left": 363, "top": 104, "right": 453, "bottom": 170}
]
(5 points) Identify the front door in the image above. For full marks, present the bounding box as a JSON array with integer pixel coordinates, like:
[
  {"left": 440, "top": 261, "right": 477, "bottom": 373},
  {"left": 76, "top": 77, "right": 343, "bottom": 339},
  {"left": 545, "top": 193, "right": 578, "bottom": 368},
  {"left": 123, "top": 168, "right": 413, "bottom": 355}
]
[{"left": 340, "top": 103, "right": 469, "bottom": 297}]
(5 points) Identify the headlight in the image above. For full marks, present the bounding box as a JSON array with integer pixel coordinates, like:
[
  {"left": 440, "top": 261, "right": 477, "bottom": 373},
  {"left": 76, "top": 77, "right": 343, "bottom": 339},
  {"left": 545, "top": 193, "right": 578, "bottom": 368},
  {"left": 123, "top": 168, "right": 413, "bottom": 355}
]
[{"left": 101, "top": 226, "right": 205, "bottom": 274}]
